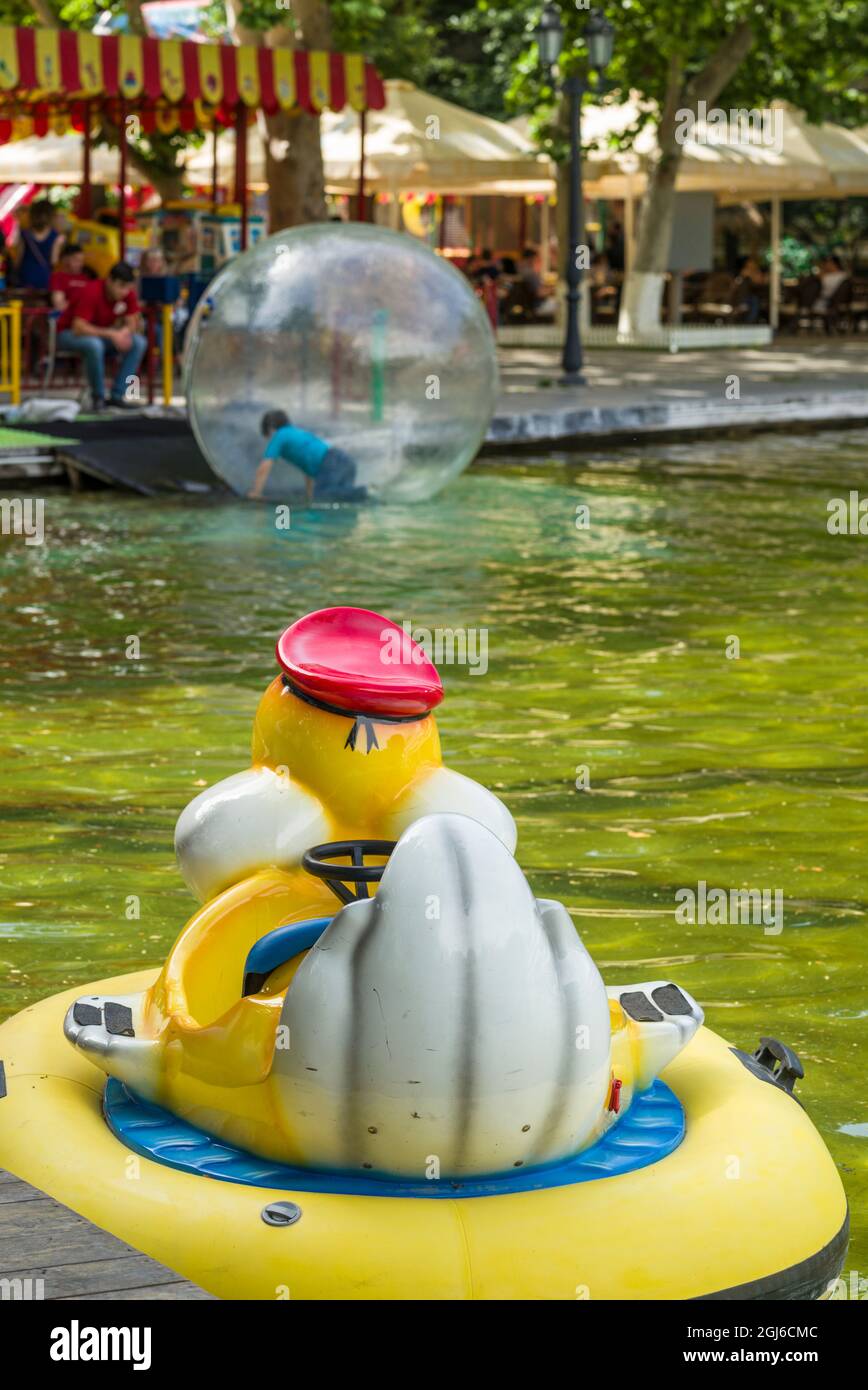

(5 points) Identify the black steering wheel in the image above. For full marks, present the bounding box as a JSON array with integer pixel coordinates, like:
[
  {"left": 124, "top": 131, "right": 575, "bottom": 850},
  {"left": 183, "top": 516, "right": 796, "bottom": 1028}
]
[{"left": 302, "top": 839, "right": 396, "bottom": 904}]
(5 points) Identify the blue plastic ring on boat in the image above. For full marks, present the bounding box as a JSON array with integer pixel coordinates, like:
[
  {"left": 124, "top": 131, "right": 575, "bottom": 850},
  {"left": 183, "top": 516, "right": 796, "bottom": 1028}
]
[{"left": 103, "top": 1075, "right": 685, "bottom": 1199}]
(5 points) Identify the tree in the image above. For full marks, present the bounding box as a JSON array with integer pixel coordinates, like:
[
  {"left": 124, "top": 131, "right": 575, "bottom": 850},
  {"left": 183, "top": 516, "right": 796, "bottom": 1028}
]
[
  {"left": 8, "top": 0, "right": 382, "bottom": 225},
  {"left": 5, "top": 0, "right": 516, "bottom": 230},
  {"left": 348, "top": 0, "right": 528, "bottom": 120},
  {"left": 222, "top": 0, "right": 333, "bottom": 229},
  {"left": 5, "top": 0, "right": 189, "bottom": 200},
  {"left": 0, "top": 0, "right": 191, "bottom": 199},
  {"left": 221, "top": 1, "right": 461, "bottom": 229},
  {"left": 507, "top": 1, "right": 867, "bottom": 334}
]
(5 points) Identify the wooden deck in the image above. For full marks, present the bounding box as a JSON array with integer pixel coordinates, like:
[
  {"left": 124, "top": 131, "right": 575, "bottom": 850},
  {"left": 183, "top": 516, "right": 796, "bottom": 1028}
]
[
  {"left": 4, "top": 414, "right": 222, "bottom": 495},
  {"left": 0, "top": 1169, "right": 215, "bottom": 1300}
]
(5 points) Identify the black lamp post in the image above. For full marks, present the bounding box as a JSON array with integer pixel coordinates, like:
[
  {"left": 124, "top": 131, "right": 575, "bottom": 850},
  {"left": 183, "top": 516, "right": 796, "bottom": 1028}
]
[{"left": 536, "top": 5, "right": 614, "bottom": 386}]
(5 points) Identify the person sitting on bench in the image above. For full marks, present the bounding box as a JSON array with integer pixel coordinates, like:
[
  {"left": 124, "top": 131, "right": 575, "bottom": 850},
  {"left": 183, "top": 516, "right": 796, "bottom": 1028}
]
[
  {"left": 56, "top": 261, "right": 147, "bottom": 412},
  {"left": 49, "top": 243, "right": 91, "bottom": 316}
]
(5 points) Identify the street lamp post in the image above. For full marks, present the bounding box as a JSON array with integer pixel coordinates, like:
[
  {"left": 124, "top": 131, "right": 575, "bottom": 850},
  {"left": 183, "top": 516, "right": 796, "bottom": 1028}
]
[{"left": 536, "top": 5, "right": 614, "bottom": 387}]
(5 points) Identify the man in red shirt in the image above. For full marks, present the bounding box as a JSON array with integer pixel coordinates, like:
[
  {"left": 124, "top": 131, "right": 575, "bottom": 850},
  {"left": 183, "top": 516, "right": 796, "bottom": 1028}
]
[
  {"left": 49, "top": 243, "right": 91, "bottom": 315},
  {"left": 57, "top": 260, "right": 146, "bottom": 411}
]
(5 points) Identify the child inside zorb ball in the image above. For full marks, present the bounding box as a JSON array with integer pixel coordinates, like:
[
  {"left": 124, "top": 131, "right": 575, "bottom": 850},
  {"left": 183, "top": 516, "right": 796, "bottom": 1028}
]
[
  {"left": 184, "top": 223, "right": 499, "bottom": 504},
  {"left": 250, "top": 410, "right": 368, "bottom": 503}
]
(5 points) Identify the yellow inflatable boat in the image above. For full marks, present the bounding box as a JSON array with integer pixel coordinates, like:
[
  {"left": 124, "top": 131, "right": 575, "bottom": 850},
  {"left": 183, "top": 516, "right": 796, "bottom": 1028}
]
[
  {"left": 0, "top": 968, "right": 848, "bottom": 1300},
  {"left": 0, "top": 608, "right": 848, "bottom": 1300}
]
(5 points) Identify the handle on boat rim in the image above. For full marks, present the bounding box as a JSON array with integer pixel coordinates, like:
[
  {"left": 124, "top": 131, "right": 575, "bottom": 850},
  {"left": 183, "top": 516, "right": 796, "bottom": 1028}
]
[{"left": 753, "top": 1036, "right": 804, "bottom": 1094}]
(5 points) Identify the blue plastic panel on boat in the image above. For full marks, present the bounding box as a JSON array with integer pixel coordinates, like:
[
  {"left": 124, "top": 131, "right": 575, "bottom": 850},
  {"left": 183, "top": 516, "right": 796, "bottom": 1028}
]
[
  {"left": 103, "top": 1076, "right": 685, "bottom": 1199},
  {"left": 241, "top": 916, "right": 331, "bottom": 995}
]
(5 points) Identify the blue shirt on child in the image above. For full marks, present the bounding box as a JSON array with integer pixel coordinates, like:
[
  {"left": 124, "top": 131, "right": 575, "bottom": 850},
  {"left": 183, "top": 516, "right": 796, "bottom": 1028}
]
[{"left": 264, "top": 425, "right": 330, "bottom": 478}]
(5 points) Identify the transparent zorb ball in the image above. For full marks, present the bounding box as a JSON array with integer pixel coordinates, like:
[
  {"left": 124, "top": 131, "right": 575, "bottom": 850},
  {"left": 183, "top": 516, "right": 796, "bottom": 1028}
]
[{"left": 184, "top": 223, "right": 498, "bottom": 503}]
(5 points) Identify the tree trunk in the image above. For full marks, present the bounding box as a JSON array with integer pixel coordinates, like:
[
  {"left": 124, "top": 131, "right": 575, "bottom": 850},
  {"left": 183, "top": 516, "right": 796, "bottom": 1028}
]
[
  {"left": 27, "top": 0, "right": 184, "bottom": 203},
  {"left": 226, "top": 0, "right": 330, "bottom": 233},
  {"left": 91, "top": 117, "right": 187, "bottom": 204},
  {"left": 262, "top": 109, "right": 327, "bottom": 228},
  {"left": 121, "top": 0, "right": 147, "bottom": 36},
  {"left": 618, "top": 23, "right": 755, "bottom": 336},
  {"left": 121, "top": 148, "right": 186, "bottom": 203},
  {"left": 26, "top": 0, "right": 58, "bottom": 28},
  {"left": 617, "top": 55, "right": 683, "bottom": 338},
  {"left": 262, "top": 19, "right": 328, "bottom": 229}
]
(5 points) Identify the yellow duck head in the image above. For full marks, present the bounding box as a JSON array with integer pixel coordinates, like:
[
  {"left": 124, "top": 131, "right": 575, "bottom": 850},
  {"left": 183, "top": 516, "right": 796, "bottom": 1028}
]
[
  {"left": 251, "top": 605, "right": 444, "bottom": 830},
  {"left": 174, "top": 606, "right": 493, "bottom": 905}
]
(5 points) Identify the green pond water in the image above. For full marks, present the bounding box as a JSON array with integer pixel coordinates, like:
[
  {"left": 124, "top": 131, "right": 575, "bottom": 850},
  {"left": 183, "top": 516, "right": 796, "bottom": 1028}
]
[{"left": 1, "top": 428, "right": 866, "bottom": 1270}]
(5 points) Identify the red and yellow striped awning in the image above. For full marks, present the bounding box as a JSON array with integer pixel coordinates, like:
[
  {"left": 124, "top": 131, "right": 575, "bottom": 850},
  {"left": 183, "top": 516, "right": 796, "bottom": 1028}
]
[{"left": 0, "top": 25, "right": 384, "bottom": 128}]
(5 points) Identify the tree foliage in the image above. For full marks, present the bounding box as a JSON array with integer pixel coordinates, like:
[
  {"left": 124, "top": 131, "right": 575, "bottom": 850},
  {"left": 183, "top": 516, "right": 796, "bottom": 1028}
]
[
  {"left": 501, "top": 0, "right": 867, "bottom": 161},
  {"left": 5, "top": 1, "right": 867, "bottom": 233}
]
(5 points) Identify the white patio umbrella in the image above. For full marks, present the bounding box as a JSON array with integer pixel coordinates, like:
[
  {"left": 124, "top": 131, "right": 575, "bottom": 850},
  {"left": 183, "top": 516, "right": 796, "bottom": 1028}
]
[
  {"left": 0, "top": 131, "right": 150, "bottom": 185},
  {"left": 531, "top": 97, "right": 868, "bottom": 325},
  {"left": 582, "top": 98, "right": 868, "bottom": 196},
  {"left": 184, "top": 79, "right": 556, "bottom": 197}
]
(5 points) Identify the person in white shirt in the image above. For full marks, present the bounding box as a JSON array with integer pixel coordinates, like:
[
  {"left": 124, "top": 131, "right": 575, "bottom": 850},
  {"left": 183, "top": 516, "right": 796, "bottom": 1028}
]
[{"left": 816, "top": 254, "right": 848, "bottom": 310}]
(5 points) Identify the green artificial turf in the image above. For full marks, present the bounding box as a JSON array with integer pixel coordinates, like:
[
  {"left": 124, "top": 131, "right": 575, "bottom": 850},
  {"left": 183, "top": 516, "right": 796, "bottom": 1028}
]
[{"left": 0, "top": 426, "right": 77, "bottom": 450}]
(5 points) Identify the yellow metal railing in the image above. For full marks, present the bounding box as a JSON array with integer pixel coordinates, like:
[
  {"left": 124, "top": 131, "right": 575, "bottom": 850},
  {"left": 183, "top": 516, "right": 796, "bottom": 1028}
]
[
  {"left": 161, "top": 302, "right": 173, "bottom": 405},
  {"left": 0, "top": 300, "right": 22, "bottom": 405}
]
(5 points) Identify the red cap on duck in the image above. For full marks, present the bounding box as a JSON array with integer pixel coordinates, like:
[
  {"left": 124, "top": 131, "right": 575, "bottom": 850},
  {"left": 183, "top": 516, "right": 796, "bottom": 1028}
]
[{"left": 276, "top": 607, "right": 444, "bottom": 719}]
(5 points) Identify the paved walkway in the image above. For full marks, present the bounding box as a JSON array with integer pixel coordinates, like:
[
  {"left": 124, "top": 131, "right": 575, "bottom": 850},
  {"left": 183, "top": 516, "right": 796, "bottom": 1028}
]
[
  {"left": 488, "top": 339, "right": 868, "bottom": 446},
  {"left": 5, "top": 341, "right": 866, "bottom": 476}
]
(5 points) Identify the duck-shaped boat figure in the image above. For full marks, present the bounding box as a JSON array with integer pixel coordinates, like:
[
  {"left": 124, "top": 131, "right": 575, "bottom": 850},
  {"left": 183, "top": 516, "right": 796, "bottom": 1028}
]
[
  {"left": 62, "top": 812, "right": 703, "bottom": 1178},
  {"left": 0, "top": 609, "right": 849, "bottom": 1300}
]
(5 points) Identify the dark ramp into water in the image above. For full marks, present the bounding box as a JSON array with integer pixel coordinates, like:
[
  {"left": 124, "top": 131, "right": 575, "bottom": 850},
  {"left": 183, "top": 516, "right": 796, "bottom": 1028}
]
[{"left": 14, "top": 416, "right": 225, "bottom": 496}]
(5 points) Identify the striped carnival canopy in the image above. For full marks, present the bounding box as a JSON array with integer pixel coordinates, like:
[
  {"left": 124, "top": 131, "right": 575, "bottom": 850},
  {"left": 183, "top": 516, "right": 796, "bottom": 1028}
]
[{"left": 0, "top": 25, "right": 385, "bottom": 139}]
